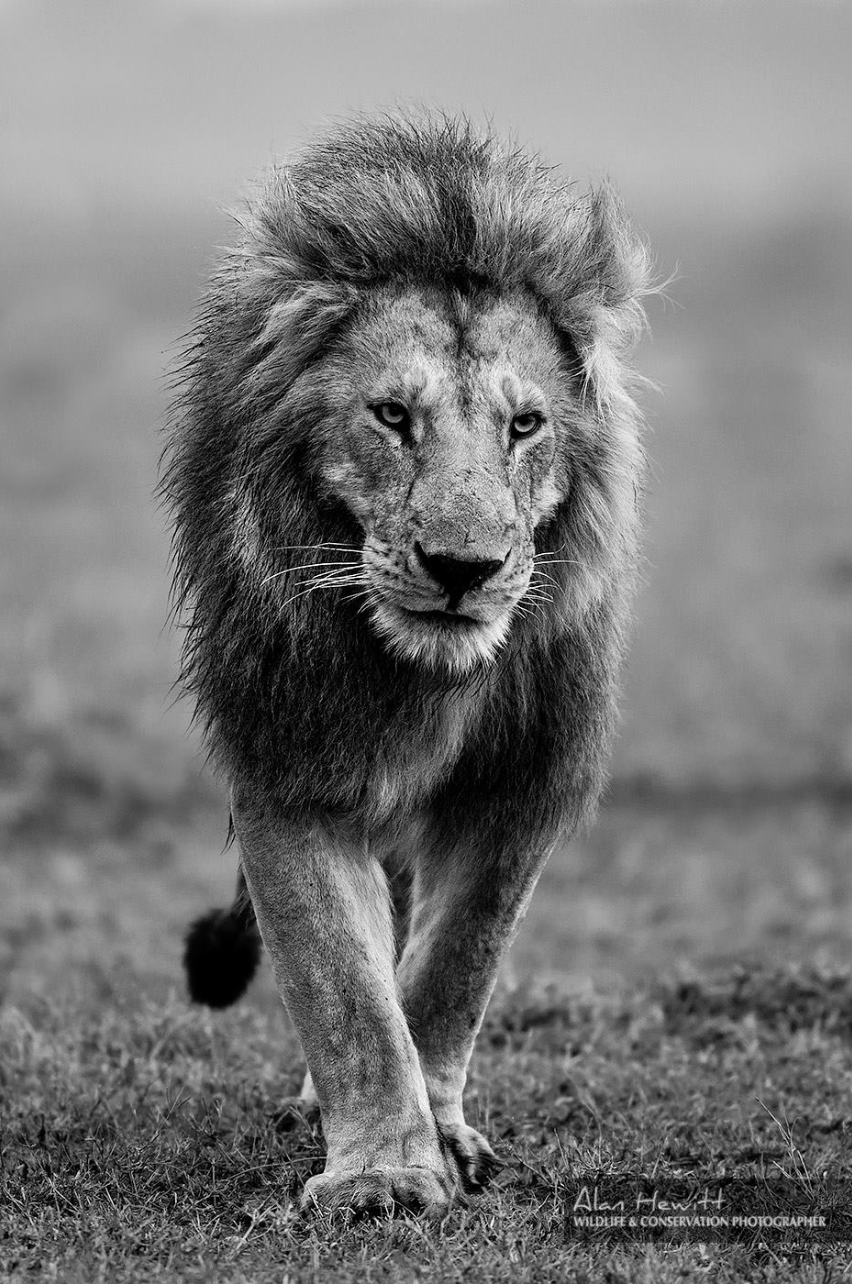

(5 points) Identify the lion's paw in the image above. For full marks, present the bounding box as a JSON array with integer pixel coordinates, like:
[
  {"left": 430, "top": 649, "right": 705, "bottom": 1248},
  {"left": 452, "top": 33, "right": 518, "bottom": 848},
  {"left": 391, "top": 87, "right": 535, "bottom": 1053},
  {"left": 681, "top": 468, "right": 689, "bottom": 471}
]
[
  {"left": 438, "top": 1122, "right": 501, "bottom": 1194},
  {"left": 273, "top": 1095, "right": 322, "bottom": 1133},
  {"left": 300, "top": 1166, "right": 453, "bottom": 1219}
]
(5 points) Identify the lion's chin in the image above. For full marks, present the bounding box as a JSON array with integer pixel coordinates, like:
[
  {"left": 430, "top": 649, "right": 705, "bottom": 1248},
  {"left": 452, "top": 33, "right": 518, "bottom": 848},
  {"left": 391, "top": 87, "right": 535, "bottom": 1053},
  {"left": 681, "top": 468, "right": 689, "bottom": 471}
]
[{"left": 370, "top": 600, "right": 511, "bottom": 674}]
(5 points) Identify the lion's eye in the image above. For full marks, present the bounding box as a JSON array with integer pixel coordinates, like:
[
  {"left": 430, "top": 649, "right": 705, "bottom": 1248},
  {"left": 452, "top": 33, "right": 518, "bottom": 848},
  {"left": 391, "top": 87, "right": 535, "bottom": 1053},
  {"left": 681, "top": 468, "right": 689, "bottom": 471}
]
[
  {"left": 510, "top": 411, "right": 543, "bottom": 439},
  {"left": 372, "top": 402, "right": 410, "bottom": 432}
]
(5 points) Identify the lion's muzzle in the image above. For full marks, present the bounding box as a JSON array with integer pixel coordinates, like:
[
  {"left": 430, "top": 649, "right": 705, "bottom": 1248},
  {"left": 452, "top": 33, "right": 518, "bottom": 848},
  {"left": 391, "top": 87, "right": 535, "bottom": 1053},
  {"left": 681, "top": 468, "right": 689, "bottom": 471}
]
[{"left": 412, "top": 542, "right": 510, "bottom": 611}]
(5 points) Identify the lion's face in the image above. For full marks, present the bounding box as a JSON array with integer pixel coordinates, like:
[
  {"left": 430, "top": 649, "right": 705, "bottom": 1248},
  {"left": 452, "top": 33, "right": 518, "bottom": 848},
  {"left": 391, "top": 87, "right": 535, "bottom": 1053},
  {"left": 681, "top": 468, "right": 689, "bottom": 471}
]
[{"left": 314, "top": 285, "right": 574, "bottom": 672}]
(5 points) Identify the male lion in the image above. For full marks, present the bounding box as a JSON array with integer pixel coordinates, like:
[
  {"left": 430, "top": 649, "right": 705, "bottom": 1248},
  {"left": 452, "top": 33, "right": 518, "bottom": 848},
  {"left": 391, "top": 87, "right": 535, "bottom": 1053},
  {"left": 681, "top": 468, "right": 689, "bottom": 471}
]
[{"left": 162, "top": 114, "right": 651, "bottom": 1217}]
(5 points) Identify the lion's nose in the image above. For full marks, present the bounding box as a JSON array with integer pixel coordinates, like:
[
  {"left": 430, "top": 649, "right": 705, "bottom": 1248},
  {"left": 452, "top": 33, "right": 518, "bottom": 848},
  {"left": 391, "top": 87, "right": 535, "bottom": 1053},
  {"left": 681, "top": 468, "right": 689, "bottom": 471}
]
[{"left": 414, "top": 542, "right": 508, "bottom": 602}]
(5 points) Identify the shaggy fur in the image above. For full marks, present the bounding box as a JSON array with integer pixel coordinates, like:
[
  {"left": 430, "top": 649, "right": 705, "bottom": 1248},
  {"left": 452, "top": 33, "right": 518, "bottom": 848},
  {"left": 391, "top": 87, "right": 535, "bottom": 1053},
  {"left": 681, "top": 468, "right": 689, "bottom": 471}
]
[
  {"left": 161, "top": 114, "right": 650, "bottom": 830},
  {"left": 161, "top": 113, "right": 653, "bottom": 1216}
]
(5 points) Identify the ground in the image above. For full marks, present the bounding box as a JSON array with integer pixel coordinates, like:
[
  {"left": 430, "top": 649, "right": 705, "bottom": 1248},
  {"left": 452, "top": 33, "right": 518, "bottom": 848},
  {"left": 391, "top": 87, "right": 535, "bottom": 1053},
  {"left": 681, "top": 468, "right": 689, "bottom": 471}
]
[{"left": 1, "top": 176, "right": 852, "bottom": 1278}]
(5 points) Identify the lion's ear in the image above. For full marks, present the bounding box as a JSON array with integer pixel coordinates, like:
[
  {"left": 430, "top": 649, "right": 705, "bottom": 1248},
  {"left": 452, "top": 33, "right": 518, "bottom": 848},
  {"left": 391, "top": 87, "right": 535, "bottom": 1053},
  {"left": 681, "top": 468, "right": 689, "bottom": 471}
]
[{"left": 561, "top": 185, "right": 654, "bottom": 412}]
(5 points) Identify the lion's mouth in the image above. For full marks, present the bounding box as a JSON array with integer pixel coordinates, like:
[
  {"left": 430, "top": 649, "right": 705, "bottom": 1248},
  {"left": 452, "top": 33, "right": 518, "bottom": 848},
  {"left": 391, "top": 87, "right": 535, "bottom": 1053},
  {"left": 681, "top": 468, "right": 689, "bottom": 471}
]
[
  {"left": 370, "top": 596, "right": 513, "bottom": 671},
  {"left": 400, "top": 607, "right": 481, "bottom": 626}
]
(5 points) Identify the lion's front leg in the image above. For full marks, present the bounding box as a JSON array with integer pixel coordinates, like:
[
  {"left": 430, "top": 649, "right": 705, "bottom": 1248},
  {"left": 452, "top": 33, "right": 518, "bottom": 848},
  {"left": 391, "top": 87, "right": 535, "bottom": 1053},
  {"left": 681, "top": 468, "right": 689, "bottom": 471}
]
[
  {"left": 396, "top": 842, "right": 550, "bottom": 1192},
  {"left": 231, "top": 788, "right": 455, "bottom": 1217}
]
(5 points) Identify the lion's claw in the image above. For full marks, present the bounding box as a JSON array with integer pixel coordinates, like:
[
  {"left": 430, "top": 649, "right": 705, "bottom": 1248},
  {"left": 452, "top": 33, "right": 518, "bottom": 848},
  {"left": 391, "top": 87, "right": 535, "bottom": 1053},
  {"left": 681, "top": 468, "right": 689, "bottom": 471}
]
[{"left": 438, "top": 1122, "right": 501, "bottom": 1194}]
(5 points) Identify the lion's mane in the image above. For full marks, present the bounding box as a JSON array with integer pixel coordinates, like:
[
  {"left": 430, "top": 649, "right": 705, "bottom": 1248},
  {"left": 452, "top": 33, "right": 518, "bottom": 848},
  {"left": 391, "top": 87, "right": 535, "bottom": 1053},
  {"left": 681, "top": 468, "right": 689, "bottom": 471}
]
[{"left": 161, "top": 114, "right": 652, "bottom": 846}]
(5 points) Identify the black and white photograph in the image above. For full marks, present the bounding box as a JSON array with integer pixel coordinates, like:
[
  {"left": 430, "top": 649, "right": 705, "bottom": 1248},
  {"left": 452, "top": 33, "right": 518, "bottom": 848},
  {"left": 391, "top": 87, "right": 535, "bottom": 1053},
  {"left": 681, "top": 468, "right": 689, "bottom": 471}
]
[{"left": 2, "top": 0, "right": 851, "bottom": 1277}]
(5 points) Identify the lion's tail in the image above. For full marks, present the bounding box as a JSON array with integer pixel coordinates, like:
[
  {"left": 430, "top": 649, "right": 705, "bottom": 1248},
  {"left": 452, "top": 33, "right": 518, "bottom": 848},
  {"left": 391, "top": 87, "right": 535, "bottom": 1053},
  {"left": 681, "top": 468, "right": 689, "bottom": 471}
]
[{"left": 183, "top": 865, "right": 261, "bottom": 1009}]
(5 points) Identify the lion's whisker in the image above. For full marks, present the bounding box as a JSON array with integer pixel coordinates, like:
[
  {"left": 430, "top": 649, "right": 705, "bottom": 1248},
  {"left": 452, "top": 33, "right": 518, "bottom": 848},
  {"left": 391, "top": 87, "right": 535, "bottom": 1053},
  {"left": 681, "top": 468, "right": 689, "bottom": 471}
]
[
  {"left": 261, "top": 560, "right": 361, "bottom": 586},
  {"left": 518, "top": 595, "right": 546, "bottom": 621},
  {"left": 340, "top": 588, "right": 373, "bottom": 609},
  {"left": 296, "top": 573, "right": 369, "bottom": 593},
  {"left": 280, "top": 573, "right": 370, "bottom": 609},
  {"left": 272, "top": 543, "right": 362, "bottom": 554},
  {"left": 533, "top": 555, "right": 582, "bottom": 567}
]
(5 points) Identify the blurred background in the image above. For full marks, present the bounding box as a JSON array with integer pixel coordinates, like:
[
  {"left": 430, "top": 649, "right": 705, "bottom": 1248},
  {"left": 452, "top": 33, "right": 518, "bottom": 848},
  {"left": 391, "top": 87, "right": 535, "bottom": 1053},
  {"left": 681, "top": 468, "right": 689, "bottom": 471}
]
[{"left": 2, "top": 0, "right": 851, "bottom": 1005}]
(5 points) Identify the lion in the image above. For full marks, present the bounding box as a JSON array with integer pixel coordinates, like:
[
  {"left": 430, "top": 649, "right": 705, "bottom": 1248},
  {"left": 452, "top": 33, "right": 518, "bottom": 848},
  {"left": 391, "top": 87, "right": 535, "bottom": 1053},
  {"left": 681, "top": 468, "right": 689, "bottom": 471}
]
[{"left": 161, "top": 113, "right": 652, "bottom": 1218}]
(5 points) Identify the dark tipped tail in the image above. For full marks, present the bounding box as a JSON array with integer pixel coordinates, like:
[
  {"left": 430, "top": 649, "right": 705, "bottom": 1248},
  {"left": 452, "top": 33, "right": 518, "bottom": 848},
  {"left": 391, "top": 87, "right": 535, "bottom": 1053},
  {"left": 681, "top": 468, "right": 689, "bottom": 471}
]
[{"left": 184, "top": 866, "right": 261, "bottom": 1009}]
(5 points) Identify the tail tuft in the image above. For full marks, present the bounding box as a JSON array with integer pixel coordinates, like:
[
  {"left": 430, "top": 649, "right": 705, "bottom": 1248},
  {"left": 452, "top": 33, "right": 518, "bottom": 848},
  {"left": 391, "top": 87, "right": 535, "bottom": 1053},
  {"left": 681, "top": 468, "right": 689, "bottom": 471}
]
[{"left": 184, "top": 907, "right": 260, "bottom": 1009}]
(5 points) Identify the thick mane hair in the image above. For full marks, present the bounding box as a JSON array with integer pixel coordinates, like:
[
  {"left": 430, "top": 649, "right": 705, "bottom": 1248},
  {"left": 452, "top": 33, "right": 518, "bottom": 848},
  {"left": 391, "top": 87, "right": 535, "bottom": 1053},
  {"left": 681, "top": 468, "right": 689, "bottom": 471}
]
[{"left": 161, "top": 113, "right": 653, "bottom": 845}]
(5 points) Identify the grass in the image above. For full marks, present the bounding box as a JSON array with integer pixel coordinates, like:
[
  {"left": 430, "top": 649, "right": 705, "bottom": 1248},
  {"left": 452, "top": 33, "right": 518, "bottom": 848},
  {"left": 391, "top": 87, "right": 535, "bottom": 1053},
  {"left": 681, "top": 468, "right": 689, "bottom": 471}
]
[{"left": 3, "top": 960, "right": 852, "bottom": 1280}]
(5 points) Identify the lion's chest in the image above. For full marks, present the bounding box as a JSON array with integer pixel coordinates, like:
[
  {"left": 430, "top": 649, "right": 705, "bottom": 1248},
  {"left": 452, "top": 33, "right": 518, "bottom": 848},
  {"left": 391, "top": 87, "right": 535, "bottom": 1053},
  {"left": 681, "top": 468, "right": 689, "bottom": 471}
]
[{"left": 361, "top": 691, "right": 473, "bottom": 827}]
